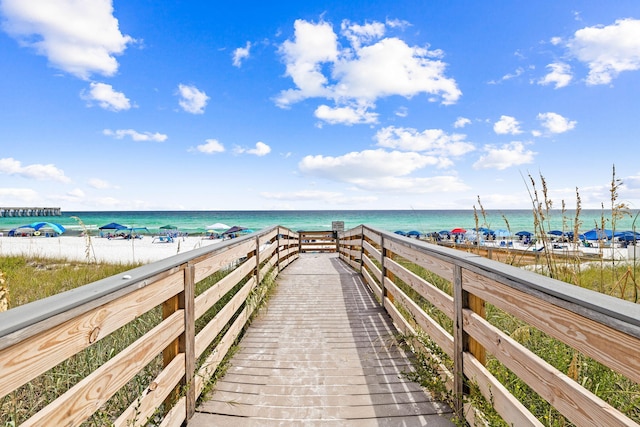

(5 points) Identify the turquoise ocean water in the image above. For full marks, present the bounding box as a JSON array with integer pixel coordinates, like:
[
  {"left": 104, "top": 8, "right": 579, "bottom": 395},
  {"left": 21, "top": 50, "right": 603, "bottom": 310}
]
[{"left": 1, "top": 210, "right": 639, "bottom": 236}]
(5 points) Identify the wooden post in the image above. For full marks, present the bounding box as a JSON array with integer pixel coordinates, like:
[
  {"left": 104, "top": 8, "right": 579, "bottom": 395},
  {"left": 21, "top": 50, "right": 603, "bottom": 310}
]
[
  {"left": 453, "top": 264, "right": 487, "bottom": 420},
  {"left": 161, "top": 263, "right": 195, "bottom": 419},
  {"left": 276, "top": 228, "right": 281, "bottom": 274},
  {"left": 468, "top": 293, "right": 486, "bottom": 365},
  {"left": 183, "top": 264, "right": 196, "bottom": 420},
  {"left": 255, "top": 236, "right": 261, "bottom": 286},
  {"left": 359, "top": 228, "right": 365, "bottom": 273},
  {"left": 380, "top": 235, "right": 387, "bottom": 306},
  {"left": 453, "top": 264, "right": 466, "bottom": 420}
]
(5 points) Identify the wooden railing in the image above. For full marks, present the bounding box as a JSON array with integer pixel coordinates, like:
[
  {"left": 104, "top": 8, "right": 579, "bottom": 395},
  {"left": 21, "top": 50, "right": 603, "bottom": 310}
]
[
  {"left": 3, "top": 223, "right": 639, "bottom": 426},
  {"left": 338, "top": 225, "right": 640, "bottom": 427},
  {"left": 298, "top": 230, "right": 337, "bottom": 253},
  {"left": 0, "top": 226, "right": 299, "bottom": 426}
]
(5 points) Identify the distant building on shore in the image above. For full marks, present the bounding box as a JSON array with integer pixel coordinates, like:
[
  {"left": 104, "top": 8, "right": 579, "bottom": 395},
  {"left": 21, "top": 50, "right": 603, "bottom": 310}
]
[{"left": 0, "top": 207, "right": 61, "bottom": 217}]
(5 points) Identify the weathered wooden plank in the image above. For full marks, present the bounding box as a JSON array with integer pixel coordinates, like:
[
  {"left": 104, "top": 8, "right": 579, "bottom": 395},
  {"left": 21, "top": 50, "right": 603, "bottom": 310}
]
[
  {"left": 114, "top": 353, "right": 185, "bottom": 427},
  {"left": 463, "top": 271, "right": 640, "bottom": 384},
  {"left": 193, "top": 257, "right": 255, "bottom": 320},
  {"left": 464, "top": 311, "right": 636, "bottom": 427},
  {"left": 385, "top": 239, "right": 455, "bottom": 282},
  {"left": 195, "top": 277, "right": 256, "bottom": 357},
  {"left": 23, "top": 312, "right": 184, "bottom": 427},
  {"left": 363, "top": 226, "right": 381, "bottom": 245},
  {"left": 384, "top": 255, "right": 454, "bottom": 320},
  {"left": 362, "top": 253, "right": 382, "bottom": 285},
  {"left": 194, "top": 253, "right": 455, "bottom": 425},
  {"left": 0, "top": 272, "right": 184, "bottom": 399},
  {"left": 194, "top": 304, "right": 252, "bottom": 399},
  {"left": 385, "top": 278, "right": 454, "bottom": 357},
  {"left": 463, "top": 352, "right": 543, "bottom": 427},
  {"left": 159, "top": 395, "right": 186, "bottom": 427},
  {"left": 362, "top": 239, "right": 381, "bottom": 264},
  {"left": 192, "top": 239, "right": 255, "bottom": 283}
]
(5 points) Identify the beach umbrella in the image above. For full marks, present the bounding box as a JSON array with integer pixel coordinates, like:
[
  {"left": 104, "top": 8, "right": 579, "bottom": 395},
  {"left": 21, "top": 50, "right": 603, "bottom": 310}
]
[
  {"left": 222, "top": 225, "right": 247, "bottom": 235},
  {"left": 515, "top": 231, "right": 532, "bottom": 237},
  {"left": 582, "top": 228, "right": 612, "bottom": 240},
  {"left": 99, "top": 222, "right": 127, "bottom": 230},
  {"left": 206, "top": 222, "right": 230, "bottom": 230},
  {"left": 548, "top": 230, "right": 565, "bottom": 236},
  {"left": 394, "top": 230, "right": 407, "bottom": 236},
  {"left": 615, "top": 231, "right": 640, "bottom": 242},
  {"left": 407, "top": 230, "right": 421, "bottom": 237},
  {"left": 450, "top": 228, "right": 466, "bottom": 234},
  {"left": 29, "top": 221, "right": 65, "bottom": 234}
]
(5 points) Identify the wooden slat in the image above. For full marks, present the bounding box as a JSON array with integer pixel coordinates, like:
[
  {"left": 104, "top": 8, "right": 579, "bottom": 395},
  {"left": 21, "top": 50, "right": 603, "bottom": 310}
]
[
  {"left": 192, "top": 239, "right": 255, "bottom": 283},
  {"left": 385, "top": 278, "right": 454, "bottom": 357},
  {"left": 159, "top": 396, "right": 186, "bottom": 427},
  {"left": 23, "top": 311, "right": 184, "bottom": 427},
  {"left": 194, "top": 258, "right": 255, "bottom": 320},
  {"left": 195, "top": 277, "right": 256, "bottom": 357},
  {"left": 463, "top": 271, "right": 640, "bottom": 384},
  {"left": 362, "top": 239, "right": 381, "bottom": 264},
  {"left": 464, "top": 311, "right": 636, "bottom": 427},
  {"left": 114, "top": 354, "right": 185, "bottom": 427},
  {"left": 384, "top": 255, "right": 454, "bottom": 321},
  {"left": 193, "top": 253, "right": 454, "bottom": 425},
  {"left": 0, "top": 272, "right": 184, "bottom": 398},
  {"left": 362, "top": 253, "right": 382, "bottom": 285},
  {"left": 363, "top": 226, "right": 381, "bottom": 245},
  {"left": 194, "top": 304, "right": 252, "bottom": 399},
  {"left": 361, "top": 264, "right": 381, "bottom": 302},
  {"left": 463, "top": 353, "right": 543, "bottom": 427},
  {"left": 385, "top": 239, "right": 454, "bottom": 282}
]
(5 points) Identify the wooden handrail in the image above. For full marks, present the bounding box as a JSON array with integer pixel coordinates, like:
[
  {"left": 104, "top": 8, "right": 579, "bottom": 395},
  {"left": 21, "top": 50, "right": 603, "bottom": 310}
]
[
  {"left": 0, "top": 225, "right": 300, "bottom": 426},
  {"left": 338, "top": 225, "right": 640, "bottom": 427}
]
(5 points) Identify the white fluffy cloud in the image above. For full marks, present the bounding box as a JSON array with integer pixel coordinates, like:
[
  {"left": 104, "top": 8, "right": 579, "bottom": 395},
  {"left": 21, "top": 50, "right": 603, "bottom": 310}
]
[
  {"left": 177, "top": 84, "right": 209, "bottom": 114},
  {"left": 538, "top": 62, "right": 572, "bottom": 88},
  {"left": 232, "top": 41, "right": 251, "bottom": 67},
  {"left": 194, "top": 139, "right": 225, "bottom": 154},
  {"left": 0, "top": 157, "right": 70, "bottom": 182},
  {"left": 0, "top": 0, "right": 134, "bottom": 79},
  {"left": 276, "top": 19, "right": 460, "bottom": 123},
  {"left": 234, "top": 141, "right": 271, "bottom": 156},
  {"left": 567, "top": 18, "right": 640, "bottom": 85},
  {"left": 300, "top": 149, "right": 439, "bottom": 181},
  {"left": 454, "top": 117, "right": 471, "bottom": 128},
  {"left": 493, "top": 115, "right": 522, "bottom": 135},
  {"left": 103, "top": 129, "right": 168, "bottom": 142},
  {"left": 472, "top": 142, "right": 536, "bottom": 170},
  {"left": 537, "top": 112, "right": 577, "bottom": 134},
  {"left": 314, "top": 104, "right": 378, "bottom": 125},
  {"left": 299, "top": 149, "right": 469, "bottom": 193},
  {"left": 81, "top": 82, "right": 131, "bottom": 111},
  {"left": 375, "top": 126, "right": 474, "bottom": 157},
  {"left": 88, "top": 178, "right": 117, "bottom": 189}
]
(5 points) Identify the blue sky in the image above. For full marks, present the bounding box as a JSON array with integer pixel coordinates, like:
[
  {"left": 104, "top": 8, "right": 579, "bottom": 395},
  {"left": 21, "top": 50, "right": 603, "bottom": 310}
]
[{"left": 1, "top": 1, "right": 640, "bottom": 211}]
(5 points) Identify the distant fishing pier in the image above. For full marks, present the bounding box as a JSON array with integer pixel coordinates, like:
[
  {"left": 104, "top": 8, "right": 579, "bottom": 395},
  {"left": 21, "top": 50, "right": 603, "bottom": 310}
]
[
  {"left": 0, "top": 207, "right": 61, "bottom": 217},
  {"left": 1, "top": 226, "right": 639, "bottom": 426}
]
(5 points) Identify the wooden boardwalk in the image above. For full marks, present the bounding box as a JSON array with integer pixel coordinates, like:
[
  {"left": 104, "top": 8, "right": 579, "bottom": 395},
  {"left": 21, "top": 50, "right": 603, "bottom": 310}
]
[{"left": 190, "top": 253, "right": 454, "bottom": 426}]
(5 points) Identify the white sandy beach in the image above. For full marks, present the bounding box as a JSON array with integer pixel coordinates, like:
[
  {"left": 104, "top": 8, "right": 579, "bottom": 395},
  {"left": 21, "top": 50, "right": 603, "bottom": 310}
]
[{"left": 0, "top": 235, "right": 223, "bottom": 264}]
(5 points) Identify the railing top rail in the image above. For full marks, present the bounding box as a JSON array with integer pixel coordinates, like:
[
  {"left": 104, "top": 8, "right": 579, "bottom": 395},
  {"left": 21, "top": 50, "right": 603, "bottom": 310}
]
[
  {"left": 0, "top": 225, "right": 284, "bottom": 344},
  {"left": 358, "top": 225, "right": 640, "bottom": 339}
]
